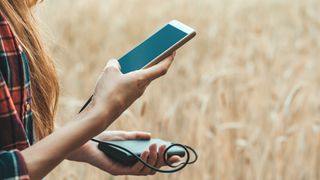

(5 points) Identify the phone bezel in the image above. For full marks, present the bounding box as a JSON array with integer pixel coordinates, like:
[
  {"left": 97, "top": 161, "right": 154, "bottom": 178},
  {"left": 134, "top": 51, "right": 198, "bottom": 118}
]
[
  {"left": 169, "top": 20, "right": 195, "bottom": 34},
  {"left": 118, "top": 20, "right": 196, "bottom": 72}
]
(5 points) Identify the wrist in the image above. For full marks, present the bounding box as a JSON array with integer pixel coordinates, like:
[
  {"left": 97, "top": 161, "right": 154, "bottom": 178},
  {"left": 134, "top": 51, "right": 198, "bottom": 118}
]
[
  {"left": 67, "top": 142, "right": 92, "bottom": 163},
  {"left": 78, "top": 98, "right": 115, "bottom": 134}
]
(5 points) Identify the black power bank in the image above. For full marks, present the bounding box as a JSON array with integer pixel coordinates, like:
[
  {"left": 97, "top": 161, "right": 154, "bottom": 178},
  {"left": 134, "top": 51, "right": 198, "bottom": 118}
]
[{"left": 98, "top": 139, "right": 186, "bottom": 166}]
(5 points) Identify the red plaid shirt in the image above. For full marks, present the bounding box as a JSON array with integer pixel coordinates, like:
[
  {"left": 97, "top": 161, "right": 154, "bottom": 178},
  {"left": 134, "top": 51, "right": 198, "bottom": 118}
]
[{"left": 0, "top": 11, "right": 33, "bottom": 180}]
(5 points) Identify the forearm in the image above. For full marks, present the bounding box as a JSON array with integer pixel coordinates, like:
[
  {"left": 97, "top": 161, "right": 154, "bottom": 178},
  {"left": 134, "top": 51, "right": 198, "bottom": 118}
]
[{"left": 21, "top": 105, "right": 112, "bottom": 179}]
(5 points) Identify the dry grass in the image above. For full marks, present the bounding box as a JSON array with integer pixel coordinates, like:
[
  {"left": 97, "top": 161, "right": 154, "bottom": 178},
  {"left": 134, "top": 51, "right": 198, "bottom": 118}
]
[{"left": 36, "top": 0, "right": 320, "bottom": 179}]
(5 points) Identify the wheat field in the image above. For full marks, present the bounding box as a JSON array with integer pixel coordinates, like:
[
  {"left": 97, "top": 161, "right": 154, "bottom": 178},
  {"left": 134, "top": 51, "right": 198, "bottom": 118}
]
[{"left": 35, "top": 0, "right": 320, "bottom": 179}]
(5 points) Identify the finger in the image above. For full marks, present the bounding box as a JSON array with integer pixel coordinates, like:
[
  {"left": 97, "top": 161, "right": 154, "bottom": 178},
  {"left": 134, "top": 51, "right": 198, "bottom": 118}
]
[
  {"left": 131, "top": 150, "right": 149, "bottom": 175},
  {"left": 172, "top": 51, "right": 176, "bottom": 58},
  {"left": 167, "top": 155, "right": 181, "bottom": 165},
  {"left": 140, "top": 144, "right": 158, "bottom": 175},
  {"left": 94, "top": 131, "right": 127, "bottom": 141},
  {"left": 141, "top": 54, "right": 175, "bottom": 81},
  {"left": 154, "top": 145, "right": 166, "bottom": 168},
  {"left": 125, "top": 131, "right": 152, "bottom": 140},
  {"left": 105, "top": 59, "right": 121, "bottom": 71}
]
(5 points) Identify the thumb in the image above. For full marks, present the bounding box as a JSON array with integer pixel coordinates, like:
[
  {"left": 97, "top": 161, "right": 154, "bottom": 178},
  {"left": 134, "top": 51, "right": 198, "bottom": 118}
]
[
  {"left": 126, "top": 131, "right": 152, "bottom": 140},
  {"left": 105, "top": 59, "right": 121, "bottom": 71}
]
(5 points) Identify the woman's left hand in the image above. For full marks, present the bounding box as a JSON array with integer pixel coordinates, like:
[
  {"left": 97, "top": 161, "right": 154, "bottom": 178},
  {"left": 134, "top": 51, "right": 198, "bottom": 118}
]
[{"left": 67, "top": 131, "right": 180, "bottom": 176}]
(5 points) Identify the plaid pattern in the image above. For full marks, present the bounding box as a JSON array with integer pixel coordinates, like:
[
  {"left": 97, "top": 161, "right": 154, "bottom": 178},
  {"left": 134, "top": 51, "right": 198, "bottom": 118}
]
[
  {"left": 0, "top": 150, "right": 29, "bottom": 180},
  {"left": 0, "top": 11, "right": 33, "bottom": 180}
]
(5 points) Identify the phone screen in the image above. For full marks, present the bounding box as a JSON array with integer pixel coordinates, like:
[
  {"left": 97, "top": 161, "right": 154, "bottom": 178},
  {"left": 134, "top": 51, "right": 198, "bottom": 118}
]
[{"left": 118, "top": 24, "right": 188, "bottom": 74}]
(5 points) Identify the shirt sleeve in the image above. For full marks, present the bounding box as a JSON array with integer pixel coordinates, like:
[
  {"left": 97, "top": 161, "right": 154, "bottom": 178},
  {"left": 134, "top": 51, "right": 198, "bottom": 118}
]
[{"left": 0, "top": 150, "right": 29, "bottom": 179}]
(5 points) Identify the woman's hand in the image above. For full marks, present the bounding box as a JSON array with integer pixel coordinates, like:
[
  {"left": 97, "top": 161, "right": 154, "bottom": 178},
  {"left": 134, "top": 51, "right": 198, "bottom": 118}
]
[
  {"left": 86, "top": 53, "right": 176, "bottom": 128},
  {"left": 68, "top": 131, "right": 180, "bottom": 176}
]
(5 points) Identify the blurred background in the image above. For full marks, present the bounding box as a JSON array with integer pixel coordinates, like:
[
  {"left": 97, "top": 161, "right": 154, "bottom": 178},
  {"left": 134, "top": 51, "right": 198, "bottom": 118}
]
[{"left": 36, "top": 0, "right": 320, "bottom": 179}]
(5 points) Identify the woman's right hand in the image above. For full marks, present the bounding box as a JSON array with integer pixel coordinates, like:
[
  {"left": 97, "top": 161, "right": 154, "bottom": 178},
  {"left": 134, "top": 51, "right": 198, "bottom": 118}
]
[{"left": 89, "top": 53, "right": 176, "bottom": 126}]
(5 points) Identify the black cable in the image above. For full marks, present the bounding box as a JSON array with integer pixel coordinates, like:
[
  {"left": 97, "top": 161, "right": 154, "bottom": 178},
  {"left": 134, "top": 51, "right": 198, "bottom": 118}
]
[
  {"left": 164, "top": 144, "right": 198, "bottom": 168},
  {"left": 79, "top": 95, "right": 198, "bottom": 173},
  {"left": 79, "top": 95, "right": 93, "bottom": 113}
]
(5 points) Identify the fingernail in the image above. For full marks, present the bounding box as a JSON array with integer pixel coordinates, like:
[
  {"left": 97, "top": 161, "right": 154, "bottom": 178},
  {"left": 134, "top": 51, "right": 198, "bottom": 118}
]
[
  {"left": 149, "top": 144, "right": 155, "bottom": 150},
  {"left": 152, "top": 143, "right": 157, "bottom": 148}
]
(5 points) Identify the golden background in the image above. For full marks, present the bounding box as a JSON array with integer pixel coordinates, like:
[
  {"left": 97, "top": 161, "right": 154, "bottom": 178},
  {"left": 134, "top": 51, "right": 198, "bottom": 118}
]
[{"left": 36, "top": 0, "right": 320, "bottom": 179}]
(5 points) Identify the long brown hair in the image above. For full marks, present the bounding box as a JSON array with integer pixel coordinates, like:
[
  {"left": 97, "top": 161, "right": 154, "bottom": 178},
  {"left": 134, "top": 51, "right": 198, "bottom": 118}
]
[{"left": 0, "top": 0, "right": 59, "bottom": 139}]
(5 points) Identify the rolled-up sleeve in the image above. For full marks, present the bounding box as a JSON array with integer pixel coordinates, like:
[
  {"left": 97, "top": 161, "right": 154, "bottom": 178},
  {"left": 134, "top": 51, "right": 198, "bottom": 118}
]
[{"left": 0, "top": 150, "right": 29, "bottom": 179}]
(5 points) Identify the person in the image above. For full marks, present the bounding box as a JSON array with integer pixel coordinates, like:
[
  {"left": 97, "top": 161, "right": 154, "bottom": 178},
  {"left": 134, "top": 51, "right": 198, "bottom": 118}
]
[{"left": 0, "top": 0, "right": 179, "bottom": 179}]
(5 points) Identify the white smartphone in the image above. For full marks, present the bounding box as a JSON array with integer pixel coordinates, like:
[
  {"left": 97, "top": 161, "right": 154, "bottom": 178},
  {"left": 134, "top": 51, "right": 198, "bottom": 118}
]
[{"left": 118, "top": 20, "right": 196, "bottom": 73}]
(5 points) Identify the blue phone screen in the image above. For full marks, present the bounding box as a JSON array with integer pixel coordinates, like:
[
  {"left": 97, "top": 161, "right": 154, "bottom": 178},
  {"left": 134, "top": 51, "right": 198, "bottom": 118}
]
[{"left": 118, "top": 24, "right": 188, "bottom": 74}]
